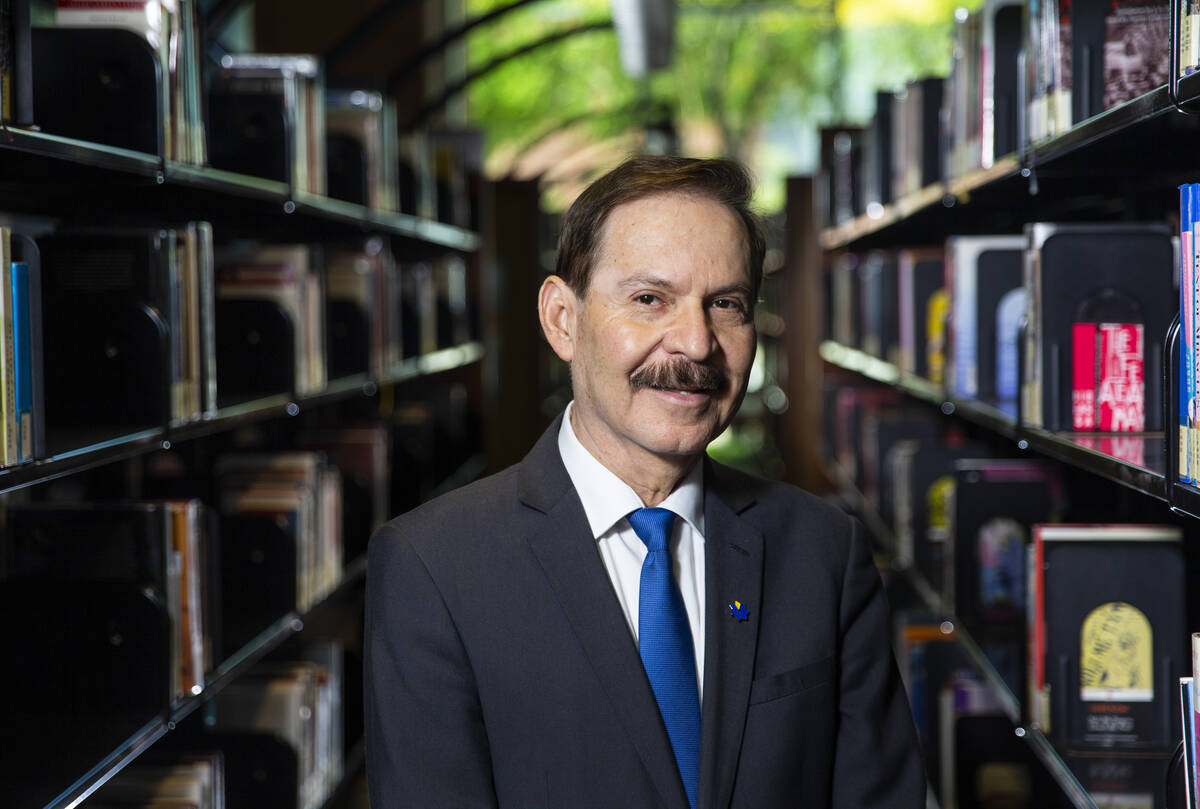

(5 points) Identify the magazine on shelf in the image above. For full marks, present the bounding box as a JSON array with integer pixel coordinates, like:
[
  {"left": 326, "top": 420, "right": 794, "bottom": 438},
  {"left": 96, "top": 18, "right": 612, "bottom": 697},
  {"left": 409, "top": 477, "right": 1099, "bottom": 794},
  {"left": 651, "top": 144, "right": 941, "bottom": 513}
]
[{"left": 1029, "top": 524, "right": 1186, "bottom": 750}]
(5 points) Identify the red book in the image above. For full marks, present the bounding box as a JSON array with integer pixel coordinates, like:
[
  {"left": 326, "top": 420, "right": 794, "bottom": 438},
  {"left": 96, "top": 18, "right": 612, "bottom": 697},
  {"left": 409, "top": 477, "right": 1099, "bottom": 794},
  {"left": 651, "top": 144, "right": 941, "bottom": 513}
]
[
  {"left": 1072, "top": 322, "right": 1097, "bottom": 430},
  {"left": 1097, "top": 323, "right": 1144, "bottom": 431}
]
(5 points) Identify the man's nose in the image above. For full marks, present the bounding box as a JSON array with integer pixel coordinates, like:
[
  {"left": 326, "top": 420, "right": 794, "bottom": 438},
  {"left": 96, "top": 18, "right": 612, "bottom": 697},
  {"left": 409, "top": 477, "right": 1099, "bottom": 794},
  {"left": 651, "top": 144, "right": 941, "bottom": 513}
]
[{"left": 663, "top": 302, "right": 716, "bottom": 361}]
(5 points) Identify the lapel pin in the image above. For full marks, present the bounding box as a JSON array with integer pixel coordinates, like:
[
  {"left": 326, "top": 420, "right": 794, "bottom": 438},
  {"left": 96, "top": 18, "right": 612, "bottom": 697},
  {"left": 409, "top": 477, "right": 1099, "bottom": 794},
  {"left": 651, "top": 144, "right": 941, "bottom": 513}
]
[{"left": 729, "top": 600, "right": 749, "bottom": 622}]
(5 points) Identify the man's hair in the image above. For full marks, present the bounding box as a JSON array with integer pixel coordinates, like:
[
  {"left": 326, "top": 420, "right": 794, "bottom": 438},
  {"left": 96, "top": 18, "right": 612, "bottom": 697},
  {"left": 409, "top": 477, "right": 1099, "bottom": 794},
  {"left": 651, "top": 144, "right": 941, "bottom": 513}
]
[{"left": 554, "top": 155, "right": 766, "bottom": 298}]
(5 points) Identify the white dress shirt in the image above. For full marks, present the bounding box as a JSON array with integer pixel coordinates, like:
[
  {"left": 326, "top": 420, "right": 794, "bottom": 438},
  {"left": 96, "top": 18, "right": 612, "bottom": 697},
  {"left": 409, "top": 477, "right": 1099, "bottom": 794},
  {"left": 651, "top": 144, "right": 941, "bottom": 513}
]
[{"left": 557, "top": 402, "right": 706, "bottom": 699}]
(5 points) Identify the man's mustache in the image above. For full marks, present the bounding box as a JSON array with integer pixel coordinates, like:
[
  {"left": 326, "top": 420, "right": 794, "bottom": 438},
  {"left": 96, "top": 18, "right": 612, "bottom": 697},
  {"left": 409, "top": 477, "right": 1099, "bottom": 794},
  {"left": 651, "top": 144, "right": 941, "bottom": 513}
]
[{"left": 629, "top": 358, "right": 725, "bottom": 394}]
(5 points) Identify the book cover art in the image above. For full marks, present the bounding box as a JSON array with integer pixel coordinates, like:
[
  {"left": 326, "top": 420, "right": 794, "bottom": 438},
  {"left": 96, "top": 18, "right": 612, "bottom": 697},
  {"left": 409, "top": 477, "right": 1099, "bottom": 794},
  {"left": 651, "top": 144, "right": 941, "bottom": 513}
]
[
  {"left": 1103, "top": 0, "right": 1169, "bottom": 110},
  {"left": 1030, "top": 524, "right": 1185, "bottom": 750}
]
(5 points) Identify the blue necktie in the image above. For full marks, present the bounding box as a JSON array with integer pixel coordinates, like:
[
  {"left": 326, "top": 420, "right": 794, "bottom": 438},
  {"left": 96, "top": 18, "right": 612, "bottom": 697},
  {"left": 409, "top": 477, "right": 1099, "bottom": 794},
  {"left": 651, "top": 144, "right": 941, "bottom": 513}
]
[{"left": 628, "top": 507, "right": 701, "bottom": 809}]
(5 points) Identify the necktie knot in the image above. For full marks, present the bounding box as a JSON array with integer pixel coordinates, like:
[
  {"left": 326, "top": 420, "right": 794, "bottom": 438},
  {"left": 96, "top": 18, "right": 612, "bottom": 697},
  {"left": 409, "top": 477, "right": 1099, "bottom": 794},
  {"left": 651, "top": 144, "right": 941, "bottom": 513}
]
[{"left": 628, "top": 507, "right": 676, "bottom": 553}]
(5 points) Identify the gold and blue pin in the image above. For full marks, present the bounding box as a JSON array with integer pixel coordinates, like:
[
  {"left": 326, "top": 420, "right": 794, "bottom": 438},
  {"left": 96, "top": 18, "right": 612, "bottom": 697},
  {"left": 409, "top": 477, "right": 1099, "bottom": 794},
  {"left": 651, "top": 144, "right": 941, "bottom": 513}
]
[{"left": 729, "top": 600, "right": 749, "bottom": 622}]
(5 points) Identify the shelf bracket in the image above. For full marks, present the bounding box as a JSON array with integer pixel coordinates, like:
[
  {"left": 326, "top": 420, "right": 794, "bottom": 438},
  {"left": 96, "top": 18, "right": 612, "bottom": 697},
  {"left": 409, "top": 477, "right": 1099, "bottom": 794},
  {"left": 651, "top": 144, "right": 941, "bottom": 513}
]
[{"left": 1169, "top": 0, "right": 1199, "bottom": 115}]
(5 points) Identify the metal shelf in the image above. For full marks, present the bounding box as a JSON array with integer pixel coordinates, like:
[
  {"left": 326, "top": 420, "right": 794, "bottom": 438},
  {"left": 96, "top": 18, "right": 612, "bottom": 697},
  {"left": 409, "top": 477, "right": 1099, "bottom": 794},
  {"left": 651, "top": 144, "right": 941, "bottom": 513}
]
[
  {"left": 0, "top": 129, "right": 480, "bottom": 252},
  {"left": 818, "top": 78, "right": 1200, "bottom": 251},
  {"left": 0, "top": 341, "right": 484, "bottom": 495},
  {"left": 831, "top": 464, "right": 1104, "bottom": 809},
  {"left": 45, "top": 556, "right": 370, "bottom": 809},
  {"left": 821, "top": 340, "right": 1169, "bottom": 504}
]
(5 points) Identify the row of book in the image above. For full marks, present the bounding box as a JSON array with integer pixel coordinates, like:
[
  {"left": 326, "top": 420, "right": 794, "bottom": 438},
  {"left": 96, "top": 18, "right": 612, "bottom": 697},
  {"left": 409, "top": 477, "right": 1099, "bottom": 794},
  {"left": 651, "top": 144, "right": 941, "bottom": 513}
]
[
  {"left": 822, "top": 0, "right": 1172, "bottom": 224},
  {"left": 1, "top": 450, "right": 346, "bottom": 705},
  {"left": 1, "top": 223, "right": 475, "bottom": 466},
  {"left": 0, "top": 1, "right": 479, "bottom": 225},
  {"left": 82, "top": 643, "right": 346, "bottom": 809},
  {"left": 828, "top": 221, "right": 1174, "bottom": 435},
  {"left": 829, "top": 391, "right": 1188, "bottom": 759},
  {"left": 897, "top": 608, "right": 1183, "bottom": 808}
]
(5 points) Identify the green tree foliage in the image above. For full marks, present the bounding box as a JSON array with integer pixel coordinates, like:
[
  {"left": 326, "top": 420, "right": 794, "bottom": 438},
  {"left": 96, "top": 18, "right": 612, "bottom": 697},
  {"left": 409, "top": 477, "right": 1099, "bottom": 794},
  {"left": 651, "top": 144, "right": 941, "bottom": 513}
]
[{"left": 466, "top": 0, "right": 977, "bottom": 210}]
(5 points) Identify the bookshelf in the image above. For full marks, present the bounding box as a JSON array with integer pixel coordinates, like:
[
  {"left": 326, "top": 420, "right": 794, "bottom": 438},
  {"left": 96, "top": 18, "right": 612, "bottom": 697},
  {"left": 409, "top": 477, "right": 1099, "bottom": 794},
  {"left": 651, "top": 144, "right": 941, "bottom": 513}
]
[
  {"left": 0, "top": 7, "right": 492, "bottom": 806},
  {"left": 799, "top": 14, "right": 1200, "bottom": 807}
]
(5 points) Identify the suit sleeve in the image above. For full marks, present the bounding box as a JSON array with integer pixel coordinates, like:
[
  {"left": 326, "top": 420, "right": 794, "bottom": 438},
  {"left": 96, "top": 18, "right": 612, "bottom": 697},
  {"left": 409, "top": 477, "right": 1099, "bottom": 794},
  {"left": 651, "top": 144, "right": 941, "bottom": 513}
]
[
  {"left": 364, "top": 523, "right": 499, "bottom": 809},
  {"left": 832, "top": 515, "right": 926, "bottom": 809}
]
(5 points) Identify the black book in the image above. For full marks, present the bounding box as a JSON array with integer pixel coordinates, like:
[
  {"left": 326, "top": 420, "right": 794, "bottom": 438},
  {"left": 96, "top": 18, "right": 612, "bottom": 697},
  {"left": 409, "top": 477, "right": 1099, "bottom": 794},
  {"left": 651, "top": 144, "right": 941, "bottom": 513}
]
[
  {"left": 1031, "top": 524, "right": 1186, "bottom": 750},
  {"left": 1024, "top": 223, "right": 1174, "bottom": 432}
]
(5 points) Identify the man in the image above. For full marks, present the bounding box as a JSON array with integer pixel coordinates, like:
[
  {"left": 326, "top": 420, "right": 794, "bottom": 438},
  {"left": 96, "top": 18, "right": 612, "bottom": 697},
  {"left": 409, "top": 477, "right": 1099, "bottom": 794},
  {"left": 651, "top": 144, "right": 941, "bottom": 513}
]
[{"left": 365, "top": 155, "right": 924, "bottom": 809}]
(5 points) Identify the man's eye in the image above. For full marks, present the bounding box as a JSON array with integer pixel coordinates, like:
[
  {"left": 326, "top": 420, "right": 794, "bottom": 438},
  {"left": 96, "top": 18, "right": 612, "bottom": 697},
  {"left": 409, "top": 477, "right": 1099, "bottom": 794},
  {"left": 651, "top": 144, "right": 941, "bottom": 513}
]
[
  {"left": 713, "top": 298, "right": 745, "bottom": 311},
  {"left": 635, "top": 294, "right": 660, "bottom": 305}
]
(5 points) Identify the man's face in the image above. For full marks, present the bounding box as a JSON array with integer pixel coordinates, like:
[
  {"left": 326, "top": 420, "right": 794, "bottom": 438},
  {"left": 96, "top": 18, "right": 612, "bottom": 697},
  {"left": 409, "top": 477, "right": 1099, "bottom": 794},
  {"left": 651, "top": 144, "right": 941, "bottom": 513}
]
[{"left": 567, "top": 192, "right": 757, "bottom": 463}]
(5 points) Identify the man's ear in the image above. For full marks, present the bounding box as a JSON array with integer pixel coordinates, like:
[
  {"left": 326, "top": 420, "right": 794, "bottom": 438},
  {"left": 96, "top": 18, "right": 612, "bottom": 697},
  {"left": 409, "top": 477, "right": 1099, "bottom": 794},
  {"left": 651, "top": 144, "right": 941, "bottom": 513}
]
[{"left": 538, "top": 275, "right": 578, "bottom": 363}]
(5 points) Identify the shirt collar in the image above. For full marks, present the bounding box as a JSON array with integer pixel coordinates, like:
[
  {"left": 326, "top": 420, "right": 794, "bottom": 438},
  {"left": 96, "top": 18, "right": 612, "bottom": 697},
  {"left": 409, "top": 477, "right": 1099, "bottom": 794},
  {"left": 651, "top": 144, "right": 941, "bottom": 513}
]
[{"left": 557, "top": 401, "right": 705, "bottom": 540}]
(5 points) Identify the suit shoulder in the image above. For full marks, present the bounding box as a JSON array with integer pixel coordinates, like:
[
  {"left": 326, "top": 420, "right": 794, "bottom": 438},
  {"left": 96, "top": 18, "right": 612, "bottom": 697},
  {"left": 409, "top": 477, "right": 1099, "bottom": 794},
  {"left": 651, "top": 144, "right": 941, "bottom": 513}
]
[
  {"left": 372, "top": 464, "right": 519, "bottom": 553},
  {"left": 711, "top": 460, "right": 851, "bottom": 530}
]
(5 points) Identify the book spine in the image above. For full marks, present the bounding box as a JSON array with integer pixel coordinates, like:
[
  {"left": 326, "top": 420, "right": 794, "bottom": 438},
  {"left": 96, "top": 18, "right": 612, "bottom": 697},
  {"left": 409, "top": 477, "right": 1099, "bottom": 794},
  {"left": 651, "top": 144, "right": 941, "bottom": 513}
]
[
  {"left": 1193, "top": 214, "right": 1200, "bottom": 485},
  {"left": 952, "top": 246, "right": 979, "bottom": 397},
  {"left": 2, "top": 230, "right": 15, "bottom": 468},
  {"left": 1072, "top": 323, "right": 1098, "bottom": 430},
  {"left": 168, "top": 230, "right": 184, "bottom": 422},
  {"left": 1029, "top": 529, "right": 1047, "bottom": 729},
  {"left": 12, "top": 261, "right": 30, "bottom": 462},
  {"left": 1182, "top": 185, "right": 1195, "bottom": 482},
  {"left": 197, "top": 222, "right": 216, "bottom": 416},
  {"left": 27, "top": 253, "right": 43, "bottom": 459}
]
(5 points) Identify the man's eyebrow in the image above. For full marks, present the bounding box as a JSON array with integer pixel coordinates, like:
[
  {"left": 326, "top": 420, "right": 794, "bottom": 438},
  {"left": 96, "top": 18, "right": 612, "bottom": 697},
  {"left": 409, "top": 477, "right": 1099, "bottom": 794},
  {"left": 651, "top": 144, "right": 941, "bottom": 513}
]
[
  {"left": 617, "top": 274, "right": 678, "bottom": 291},
  {"left": 710, "top": 282, "right": 754, "bottom": 299}
]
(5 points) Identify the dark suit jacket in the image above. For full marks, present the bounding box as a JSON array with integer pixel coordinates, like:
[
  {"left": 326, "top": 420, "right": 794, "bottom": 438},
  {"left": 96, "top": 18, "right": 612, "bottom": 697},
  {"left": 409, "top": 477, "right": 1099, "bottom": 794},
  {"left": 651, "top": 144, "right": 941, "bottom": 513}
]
[{"left": 365, "top": 416, "right": 925, "bottom": 809}]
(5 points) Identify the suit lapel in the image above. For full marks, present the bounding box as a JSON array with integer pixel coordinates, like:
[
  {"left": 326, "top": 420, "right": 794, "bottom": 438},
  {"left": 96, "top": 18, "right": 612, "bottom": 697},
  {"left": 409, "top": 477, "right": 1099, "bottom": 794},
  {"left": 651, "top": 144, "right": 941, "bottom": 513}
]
[
  {"left": 518, "top": 417, "right": 690, "bottom": 809},
  {"left": 698, "top": 460, "right": 763, "bottom": 809}
]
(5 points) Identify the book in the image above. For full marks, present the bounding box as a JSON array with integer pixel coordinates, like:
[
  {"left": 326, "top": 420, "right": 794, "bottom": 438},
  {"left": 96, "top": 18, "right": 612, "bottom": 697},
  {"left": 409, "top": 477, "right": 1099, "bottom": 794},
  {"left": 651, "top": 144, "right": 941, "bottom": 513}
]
[
  {"left": 11, "top": 260, "right": 32, "bottom": 463},
  {"left": 947, "top": 235, "right": 1025, "bottom": 401},
  {"left": 1181, "top": 184, "right": 1200, "bottom": 484},
  {"left": 980, "top": 0, "right": 1023, "bottom": 168},
  {"left": 12, "top": 233, "right": 44, "bottom": 460},
  {"left": 217, "top": 244, "right": 327, "bottom": 397},
  {"left": 42, "top": 0, "right": 204, "bottom": 162},
  {"left": 216, "top": 451, "right": 343, "bottom": 612},
  {"left": 212, "top": 652, "right": 343, "bottom": 809},
  {"left": 1183, "top": 675, "right": 1199, "bottom": 809},
  {"left": 862, "top": 91, "right": 894, "bottom": 210},
  {"left": 897, "top": 248, "right": 942, "bottom": 377},
  {"left": 1183, "top": 0, "right": 1200, "bottom": 75},
  {"left": 1102, "top": 0, "right": 1169, "bottom": 111},
  {"left": 951, "top": 460, "right": 1063, "bottom": 701},
  {"left": 209, "top": 54, "right": 326, "bottom": 195},
  {"left": 1029, "top": 524, "right": 1186, "bottom": 750},
  {"left": 1022, "top": 222, "right": 1174, "bottom": 432},
  {"left": 326, "top": 88, "right": 398, "bottom": 211},
  {"left": 1027, "top": 0, "right": 1072, "bottom": 141},
  {"left": 4, "top": 500, "right": 213, "bottom": 703}
]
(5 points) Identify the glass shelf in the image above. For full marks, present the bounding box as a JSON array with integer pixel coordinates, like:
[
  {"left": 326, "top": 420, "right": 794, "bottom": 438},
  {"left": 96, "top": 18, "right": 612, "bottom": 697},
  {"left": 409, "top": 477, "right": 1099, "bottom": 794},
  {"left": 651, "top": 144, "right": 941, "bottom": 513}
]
[{"left": 0, "top": 341, "right": 484, "bottom": 496}]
